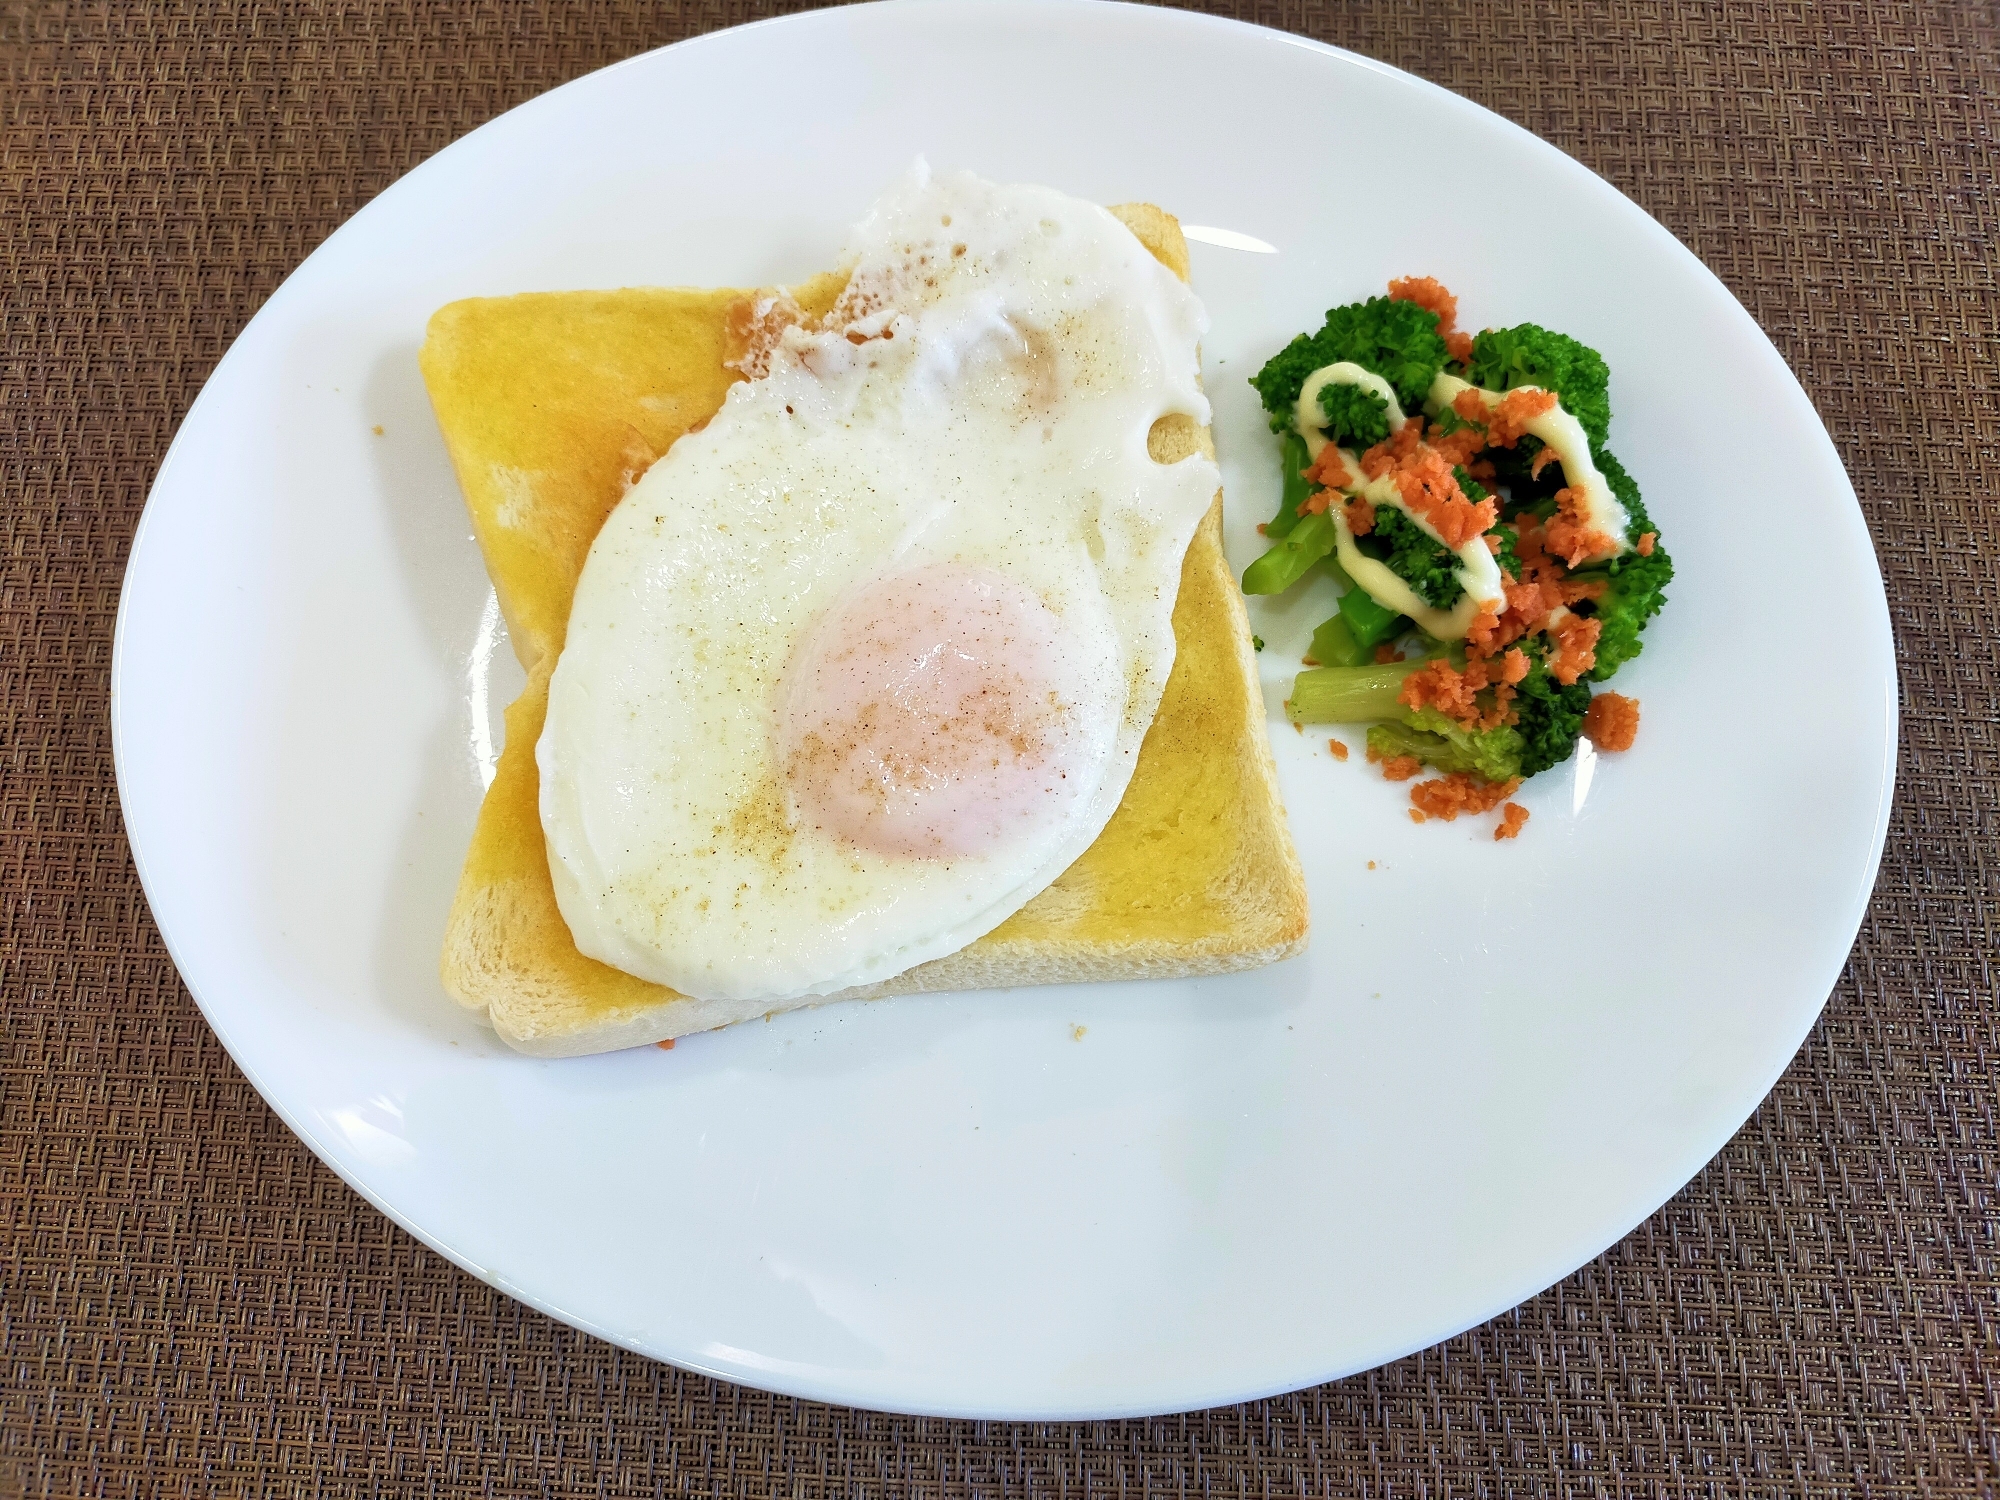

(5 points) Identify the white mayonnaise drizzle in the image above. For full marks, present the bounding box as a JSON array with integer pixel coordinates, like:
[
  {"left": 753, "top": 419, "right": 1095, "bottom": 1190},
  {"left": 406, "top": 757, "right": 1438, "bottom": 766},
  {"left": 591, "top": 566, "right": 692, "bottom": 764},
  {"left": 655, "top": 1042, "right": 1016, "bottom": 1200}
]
[
  {"left": 1330, "top": 475, "right": 1502, "bottom": 641},
  {"left": 1426, "top": 372, "right": 1630, "bottom": 565},
  {"left": 1294, "top": 361, "right": 1406, "bottom": 463},
  {"left": 1291, "top": 362, "right": 1503, "bottom": 640}
]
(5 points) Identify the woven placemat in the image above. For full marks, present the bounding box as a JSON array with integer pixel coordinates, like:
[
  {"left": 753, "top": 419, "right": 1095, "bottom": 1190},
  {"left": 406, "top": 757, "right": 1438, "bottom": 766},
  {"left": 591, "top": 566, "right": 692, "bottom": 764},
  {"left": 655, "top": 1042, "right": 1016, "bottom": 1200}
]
[{"left": 3, "top": 2, "right": 1994, "bottom": 1494}]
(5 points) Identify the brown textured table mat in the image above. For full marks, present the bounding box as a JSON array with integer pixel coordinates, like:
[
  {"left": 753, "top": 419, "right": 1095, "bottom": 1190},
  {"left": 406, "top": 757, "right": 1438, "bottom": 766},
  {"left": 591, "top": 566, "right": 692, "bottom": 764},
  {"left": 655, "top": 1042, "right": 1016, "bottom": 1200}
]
[{"left": 3, "top": 1, "right": 1995, "bottom": 1494}]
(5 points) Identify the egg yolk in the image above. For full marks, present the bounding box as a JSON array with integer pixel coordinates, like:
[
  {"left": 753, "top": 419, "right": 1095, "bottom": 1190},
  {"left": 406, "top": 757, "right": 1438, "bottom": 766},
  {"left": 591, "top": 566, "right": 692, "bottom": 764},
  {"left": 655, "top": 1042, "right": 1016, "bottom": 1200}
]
[{"left": 780, "top": 562, "right": 1088, "bottom": 859}]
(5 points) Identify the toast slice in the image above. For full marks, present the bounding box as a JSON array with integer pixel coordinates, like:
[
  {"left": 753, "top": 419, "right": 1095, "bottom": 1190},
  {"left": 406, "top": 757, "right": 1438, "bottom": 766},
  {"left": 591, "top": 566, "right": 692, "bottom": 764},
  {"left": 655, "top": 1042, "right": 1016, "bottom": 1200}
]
[{"left": 422, "top": 204, "right": 1307, "bottom": 1055}]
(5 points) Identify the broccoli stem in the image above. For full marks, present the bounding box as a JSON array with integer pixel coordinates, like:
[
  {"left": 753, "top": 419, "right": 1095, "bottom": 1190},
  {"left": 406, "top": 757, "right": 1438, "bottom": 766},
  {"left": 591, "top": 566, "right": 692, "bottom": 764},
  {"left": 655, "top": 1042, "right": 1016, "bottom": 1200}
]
[
  {"left": 1264, "top": 431, "right": 1316, "bottom": 539},
  {"left": 1338, "top": 582, "right": 1404, "bottom": 647},
  {"left": 1287, "top": 661, "right": 1416, "bottom": 723},
  {"left": 1308, "top": 614, "right": 1369, "bottom": 668},
  {"left": 1243, "top": 510, "right": 1337, "bottom": 595}
]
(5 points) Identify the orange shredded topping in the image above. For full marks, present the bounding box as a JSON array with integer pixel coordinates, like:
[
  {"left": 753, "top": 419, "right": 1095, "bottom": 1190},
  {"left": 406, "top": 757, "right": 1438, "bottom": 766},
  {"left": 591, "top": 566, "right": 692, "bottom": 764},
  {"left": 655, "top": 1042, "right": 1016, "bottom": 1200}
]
[
  {"left": 1409, "top": 773, "right": 1522, "bottom": 821},
  {"left": 1300, "top": 488, "right": 1334, "bottom": 517},
  {"left": 1494, "top": 804, "right": 1530, "bottom": 840},
  {"left": 1343, "top": 494, "right": 1376, "bottom": 535},
  {"left": 1411, "top": 468, "right": 1497, "bottom": 549},
  {"left": 1373, "top": 643, "right": 1404, "bottom": 665},
  {"left": 1496, "top": 647, "right": 1531, "bottom": 685},
  {"left": 1408, "top": 809, "right": 1426, "bottom": 824},
  {"left": 1637, "top": 531, "right": 1658, "bottom": 557},
  {"left": 1479, "top": 573, "right": 1561, "bottom": 654},
  {"left": 1511, "top": 576, "right": 1565, "bottom": 621},
  {"left": 1398, "top": 658, "right": 1477, "bottom": 723},
  {"left": 1429, "top": 422, "right": 1487, "bottom": 468},
  {"left": 1389, "top": 275, "right": 1475, "bottom": 364},
  {"left": 1543, "top": 486, "right": 1618, "bottom": 567},
  {"left": 1583, "top": 691, "right": 1641, "bottom": 751},
  {"left": 1529, "top": 444, "right": 1563, "bottom": 481},
  {"left": 1387, "top": 275, "right": 1456, "bottom": 329},
  {"left": 1379, "top": 755, "right": 1424, "bottom": 782},
  {"left": 1452, "top": 388, "right": 1489, "bottom": 427},
  {"left": 1357, "top": 421, "right": 1496, "bottom": 548},
  {"left": 656, "top": 1039, "right": 676, "bottom": 1050},
  {"left": 1465, "top": 599, "right": 1506, "bottom": 656},
  {"left": 1359, "top": 421, "right": 1424, "bottom": 479},
  {"left": 1256, "top": 522, "right": 1268, "bottom": 535},
  {"left": 1513, "top": 519, "right": 1560, "bottom": 576},
  {"left": 1398, "top": 656, "right": 1516, "bottom": 731},
  {"left": 1328, "top": 738, "right": 1350, "bottom": 761},
  {"left": 1547, "top": 612, "right": 1602, "bottom": 684},
  {"left": 1484, "top": 388, "right": 1559, "bottom": 448},
  {"left": 1305, "top": 445, "right": 1357, "bottom": 489},
  {"left": 1466, "top": 518, "right": 1591, "bottom": 652},
  {"left": 1404, "top": 454, "right": 1494, "bottom": 547}
]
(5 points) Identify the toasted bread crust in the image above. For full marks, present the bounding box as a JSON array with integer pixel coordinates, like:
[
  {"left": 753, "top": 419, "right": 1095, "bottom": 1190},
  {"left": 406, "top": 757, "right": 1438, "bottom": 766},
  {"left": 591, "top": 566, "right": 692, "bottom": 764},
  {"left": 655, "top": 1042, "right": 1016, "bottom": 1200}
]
[{"left": 424, "top": 205, "right": 1307, "bottom": 1055}]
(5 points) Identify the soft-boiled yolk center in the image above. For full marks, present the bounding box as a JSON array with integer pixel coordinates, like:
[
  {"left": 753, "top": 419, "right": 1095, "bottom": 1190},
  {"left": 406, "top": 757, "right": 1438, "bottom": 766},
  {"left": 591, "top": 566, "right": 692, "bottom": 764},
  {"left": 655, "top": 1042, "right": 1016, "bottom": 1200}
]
[{"left": 780, "top": 562, "right": 1088, "bottom": 859}]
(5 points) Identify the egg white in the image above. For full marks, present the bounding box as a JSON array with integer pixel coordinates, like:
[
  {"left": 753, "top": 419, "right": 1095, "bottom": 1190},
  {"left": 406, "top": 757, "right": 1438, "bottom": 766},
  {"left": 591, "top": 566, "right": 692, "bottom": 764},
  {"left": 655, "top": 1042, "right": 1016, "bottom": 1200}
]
[{"left": 538, "top": 166, "right": 1220, "bottom": 1003}]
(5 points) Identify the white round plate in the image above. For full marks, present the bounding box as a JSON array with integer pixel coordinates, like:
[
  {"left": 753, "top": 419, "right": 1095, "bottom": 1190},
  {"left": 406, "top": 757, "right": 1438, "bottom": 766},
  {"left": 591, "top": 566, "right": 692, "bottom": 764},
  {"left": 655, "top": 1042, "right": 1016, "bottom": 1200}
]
[{"left": 113, "top": 0, "right": 1895, "bottom": 1419}]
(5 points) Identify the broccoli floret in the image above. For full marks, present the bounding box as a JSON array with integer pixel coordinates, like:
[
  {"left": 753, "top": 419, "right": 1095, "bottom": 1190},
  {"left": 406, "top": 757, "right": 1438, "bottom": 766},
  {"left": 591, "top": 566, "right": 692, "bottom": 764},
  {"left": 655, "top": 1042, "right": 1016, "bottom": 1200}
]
[
  {"left": 1592, "top": 443, "right": 1654, "bottom": 541},
  {"left": 1429, "top": 401, "right": 1480, "bottom": 441},
  {"left": 1486, "top": 435, "right": 1644, "bottom": 525},
  {"left": 1360, "top": 505, "right": 1463, "bottom": 610},
  {"left": 1462, "top": 324, "right": 1612, "bottom": 451},
  {"left": 1317, "top": 382, "right": 1393, "bottom": 449},
  {"left": 1251, "top": 296, "right": 1450, "bottom": 425},
  {"left": 1481, "top": 444, "right": 1670, "bottom": 681},
  {"left": 1368, "top": 710, "right": 1524, "bottom": 784},
  {"left": 1570, "top": 546, "right": 1674, "bottom": 682},
  {"left": 1487, "top": 440, "right": 1559, "bottom": 508},
  {"left": 1475, "top": 437, "right": 1667, "bottom": 676},
  {"left": 1289, "top": 642, "right": 1588, "bottom": 780},
  {"left": 1350, "top": 477, "right": 1512, "bottom": 609},
  {"left": 1451, "top": 469, "right": 1522, "bottom": 579},
  {"left": 1359, "top": 651, "right": 1586, "bottom": 781},
  {"left": 1558, "top": 444, "right": 1671, "bottom": 680},
  {"left": 1511, "top": 645, "right": 1593, "bottom": 775}
]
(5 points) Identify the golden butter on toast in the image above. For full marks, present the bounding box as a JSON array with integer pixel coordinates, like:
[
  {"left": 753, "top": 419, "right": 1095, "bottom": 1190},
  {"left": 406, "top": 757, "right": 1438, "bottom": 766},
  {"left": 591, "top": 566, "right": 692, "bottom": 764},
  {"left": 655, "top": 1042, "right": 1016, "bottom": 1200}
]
[{"left": 422, "top": 204, "right": 1307, "bottom": 1055}]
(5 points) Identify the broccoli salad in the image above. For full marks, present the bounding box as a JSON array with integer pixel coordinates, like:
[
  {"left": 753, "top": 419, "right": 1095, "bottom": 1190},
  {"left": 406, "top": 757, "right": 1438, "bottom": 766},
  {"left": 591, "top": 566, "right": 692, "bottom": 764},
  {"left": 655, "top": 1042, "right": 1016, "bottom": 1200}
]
[{"left": 1244, "top": 278, "right": 1672, "bottom": 839}]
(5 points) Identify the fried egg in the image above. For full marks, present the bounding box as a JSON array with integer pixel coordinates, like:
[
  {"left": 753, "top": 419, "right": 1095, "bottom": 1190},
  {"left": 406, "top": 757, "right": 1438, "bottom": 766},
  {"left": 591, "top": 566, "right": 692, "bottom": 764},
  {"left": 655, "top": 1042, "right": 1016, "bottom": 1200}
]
[{"left": 538, "top": 165, "right": 1220, "bottom": 1003}]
